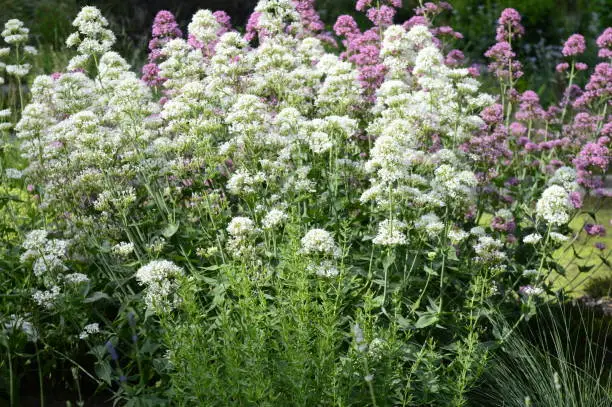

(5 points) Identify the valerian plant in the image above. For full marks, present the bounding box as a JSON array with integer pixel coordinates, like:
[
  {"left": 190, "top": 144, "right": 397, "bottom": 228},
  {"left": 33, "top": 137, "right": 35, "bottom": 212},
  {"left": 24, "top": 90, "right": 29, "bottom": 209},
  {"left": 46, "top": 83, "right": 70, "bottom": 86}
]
[{"left": 0, "top": 0, "right": 609, "bottom": 406}]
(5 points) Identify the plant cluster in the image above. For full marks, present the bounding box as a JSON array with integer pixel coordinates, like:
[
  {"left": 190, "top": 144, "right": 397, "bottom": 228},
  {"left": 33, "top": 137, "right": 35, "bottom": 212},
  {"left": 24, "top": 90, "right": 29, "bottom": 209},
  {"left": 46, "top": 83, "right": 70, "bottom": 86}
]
[{"left": 0, "top": 1, "right": 609, "bottom": 405}]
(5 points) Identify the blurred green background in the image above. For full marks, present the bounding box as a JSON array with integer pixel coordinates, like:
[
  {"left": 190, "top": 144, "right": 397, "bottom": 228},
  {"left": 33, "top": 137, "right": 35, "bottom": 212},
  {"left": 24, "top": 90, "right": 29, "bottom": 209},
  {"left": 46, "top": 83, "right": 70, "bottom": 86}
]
[{"left": 1, "top": 0, "right": 611, "bottom": 101}]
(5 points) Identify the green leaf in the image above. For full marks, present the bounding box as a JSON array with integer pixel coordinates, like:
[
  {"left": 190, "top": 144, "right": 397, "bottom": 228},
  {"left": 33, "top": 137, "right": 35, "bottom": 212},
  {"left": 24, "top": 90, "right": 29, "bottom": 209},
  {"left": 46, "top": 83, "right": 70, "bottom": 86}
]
[
  {"left": 161, "top": 222, "right": 180, "bottom": 238},
  {"left": 83, "top": 291, "right": 111, "bottom": 303},
  {"left": 578, "top": 265, "right": 595, "bottom": 273},
  {"left": 414, "top": 312, "right": 439, "bottom": 329}
]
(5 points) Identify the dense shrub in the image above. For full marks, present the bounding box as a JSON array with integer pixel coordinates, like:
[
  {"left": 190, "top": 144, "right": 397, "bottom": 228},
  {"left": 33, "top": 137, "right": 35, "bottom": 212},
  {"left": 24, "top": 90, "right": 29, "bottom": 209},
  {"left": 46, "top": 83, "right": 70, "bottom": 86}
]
[{"left": 0, "top": 0, "right": 609, "bottom": 405}]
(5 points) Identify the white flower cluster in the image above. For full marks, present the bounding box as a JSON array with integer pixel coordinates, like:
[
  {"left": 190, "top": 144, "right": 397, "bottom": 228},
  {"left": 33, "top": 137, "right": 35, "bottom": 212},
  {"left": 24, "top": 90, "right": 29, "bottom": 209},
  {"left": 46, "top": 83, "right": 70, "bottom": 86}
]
[
  {"left": 301, "top": 228, "right": 340, "bottom": 257},
  {"left": 1, "top": 19, "right": 29, "bottom": 44},
  {"left": 135, "top": 260, "right": 184, "bottom": 311},
  {"left": 373, "top": 219, "right": 408, "bottom": 246},
  {"left": 79, "top": 322, "right": 100, "bottom": 339},
  {"left": 20, "top": 229, "right": 69, "bottom": 277},
  {"left": 535, "top": 185, "right": 572, "bottom": 226},
  {"left": 65, "top": 6, "right": 116, "bottom": 70}
]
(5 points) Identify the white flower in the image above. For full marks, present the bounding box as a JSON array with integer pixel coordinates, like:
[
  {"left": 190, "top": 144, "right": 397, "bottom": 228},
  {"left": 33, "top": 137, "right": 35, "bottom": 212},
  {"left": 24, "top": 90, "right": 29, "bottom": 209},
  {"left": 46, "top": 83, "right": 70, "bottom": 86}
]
[
  {"left": 135, "top": 260, "right": 184, "bottom": 285},
  {"left": 79, "top": 322, "right": 100, "bottom": 339},
  {"left": 373, "top": 219, "right": 408, "bottom": 246},
  {"left": 308, "top": 260, "right": 339, "bottom": 277},
  {"left": 536, "top": 185, "right": 572, "bottom": 226},
  {"left": 448, "top": 229, "right": 469, "bottom": 243},
  {"left": 112, "top": 241, "right": 135, "bottom": 256},
  {"left": 64, "top": 273, "right": 90, "bottom": 284},
  {"left": 2, "top": 19, "right": 29, "bottom": 44},
  {"left": 473, "top": 236, "right": 506, "bottom": 263},
  {"left": 523, "top": 233, "right": 542, "bottom": 244},
  {"left": 32, "top": 286, "right": 61, "bottom": 309},
  {"left": 227, "top": 217, "right": 255, "bottom": 237},
  {"left": 549, "top": 232, "right": 569, "bottom": 243},
  {"left": 301, "top": 228, "right": 340, "bottom": 257},
  {"left": 262, "top": 209, "right": 288, "bottom": 229},
  {"left": 548, "top": 166, "right": 578, "bottom": 192},
  {"left": 414, "top": 213, "right": 445, "bottom": 238},
  {"left": 135, "top": 260, "right": 184, "bottom": 310},
  {"left": 5, "top": 168, "right": 23, "bottom": 179}
]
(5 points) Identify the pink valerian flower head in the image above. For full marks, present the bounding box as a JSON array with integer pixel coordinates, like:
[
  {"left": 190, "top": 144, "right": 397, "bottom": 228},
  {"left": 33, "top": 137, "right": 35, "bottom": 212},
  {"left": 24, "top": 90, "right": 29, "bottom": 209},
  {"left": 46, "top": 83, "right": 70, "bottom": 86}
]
[
  {"left": 444, "top": 49, "right": 465, "bottom": 67},
  {"left": 575, "top": 62, "right": 588, "bottom": 71},
  {"left": 584, "top": 224, "right": 606, "bottom": 237},
  {"left": 485, "top": 41, "right": 523, "bottom": 81},
  {"left": 151, "top": 10, "right": 183, "bottom": 40},
  {"left": 568, "top": 191, "right": 583, "bottom": 209},
  {"left": 143, "top": 10, "right": 182, "bottom": 86},
  {"left": 245, "top": 11, "right": 263, "bottom": 42},
  {"left": 496, "top": 8, "right": 525, "bottom": 42},
  {"left": 415, "top": 2, "right": 452, "bottom": 17},
  {"left": 434, "top": 26, "right": 463, "bottom": 39},
  {"left": 356, "top": 0, "right": 373, "bottom": 11},
  {"left": 574, "top": 62, "right": 612, "bottom": 107},
  {"left": 595, "top": 242, "right": 606, "bottom": 250},
  {"left": 573, "top": 136, "right": 611, "bottom": 189},
  {"left": 334, "top": 15, "right": 360, "bottom": 38},
  {"left": 515, "top": 90, "right": 545, "bottom": 121},
  {"left": 460, "top": 125, "right": 512, "bottom": 167},
  {"left": 141, "top": 63, "right": 164, "bottom": 87},
  {"left": 213, "top": 10, "right": 232, "bottom": 33},
  {"left": 403, "top": 16, "right": 429, "bottom": 30},
  {"left": 596, "top": 27, "right": 612, "bottom": 58},
  {"left": 556, "top": 62, "right": 570, "bottom": 72},
  {"left": 509, "top": 122, "right": 527, "bottom": 137},
  {"left": 480, "top": 103, "right": 504, "bottom": 125},
  {"left": 50, "top": 72, "right": 62, "bottom": 80},
  {"left": 562, "top": 34, "right": 586, "bottom": 57},
  {"left": 293, "top": 0, "right": 336, "bottom": 45},
  {"left": 366, "top": 5, "right": 396, "bottom": 27},
  {"left": 491, "top": 213, "right": 516, "bottom": 233}
]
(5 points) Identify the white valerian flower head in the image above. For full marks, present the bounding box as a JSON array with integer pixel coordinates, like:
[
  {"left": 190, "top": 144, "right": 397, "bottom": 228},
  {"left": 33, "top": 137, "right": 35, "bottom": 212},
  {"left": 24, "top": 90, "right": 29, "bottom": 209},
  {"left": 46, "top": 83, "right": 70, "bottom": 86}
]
[
  {"left": 523, "top": 233, "right": 542, "bottom": 244},
  {"left": 301, "top": 228, "right": 340, "bottom": 257},
  {"left": 2, "top": 19, "right": 29, "bottom": 44},
  {"left": 227, "top": 217, "right": 256, "bottom": 237},
  {"left": 188, "top": 10, "right": 221, "bottom": 48},
  {"left": 414, "top": 213, "right": 445, "bottom": 238},
  {"left": 63, "top": 273, "right": 90, "bottom": 284},
  {"left": 32, "top": 286, "right": 61, "bottom": 309},
  {"left": 79, "top": 322, "right": 100, "bottom": 339},
  {"left": 261, "top": 209, "right": 288, "bottom": 229},
  {"left": 548, "top": 166, "right": 578, "bottom": 192},
  {"left": 135, "top": 260, "right": 184, "bottom": 311},
  {"left": 308, "top": 260, "right": 340, "bottom": 278},
  {"left": 536, "top": 185, "right": 572, "bottom": 226},
  {"left": 373, "top": 219, "right": 408, "bottom": 246},
  {"left": 549, "top": 232, "right": 570, "bottom": 243},
  {"left": 112, "top": 241, "right": 135, "bottom": 256},
  {"left": 447, "top": 229, "right": 469, "bottom": 244},
  {"left": 473, "top": 236, "right": 506, "bottom": 263}
]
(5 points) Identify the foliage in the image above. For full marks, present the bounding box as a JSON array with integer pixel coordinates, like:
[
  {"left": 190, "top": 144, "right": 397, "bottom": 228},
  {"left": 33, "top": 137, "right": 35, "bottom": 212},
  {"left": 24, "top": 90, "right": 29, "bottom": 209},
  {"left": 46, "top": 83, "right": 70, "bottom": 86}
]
[{"left": 0, "top": 0, "right": 609, "bottom": 405}]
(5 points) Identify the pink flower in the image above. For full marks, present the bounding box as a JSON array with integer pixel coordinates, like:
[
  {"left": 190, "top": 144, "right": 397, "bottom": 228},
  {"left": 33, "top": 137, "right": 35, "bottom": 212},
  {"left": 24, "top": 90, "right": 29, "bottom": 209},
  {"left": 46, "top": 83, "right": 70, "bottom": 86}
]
[
  {"left": 584, "top": 224, "right": 606, "bottom": 237},
  {"left": 596, "top": 27, "right": 612, "bottom": 58},
  {"left": 569, "top": 191, "right": 583, "bottom": 209},
  {"left": 562, "top": 34, "right": 586, "bottom": 57},
  {"left": 496, "top": 8, "right": 524, "bottom": 42},
  {"left": 556, "top": 62, "right": 570, "bottom": 72},
  {"left": 366, "top": 5, "right": 396, "bottom": 27}
]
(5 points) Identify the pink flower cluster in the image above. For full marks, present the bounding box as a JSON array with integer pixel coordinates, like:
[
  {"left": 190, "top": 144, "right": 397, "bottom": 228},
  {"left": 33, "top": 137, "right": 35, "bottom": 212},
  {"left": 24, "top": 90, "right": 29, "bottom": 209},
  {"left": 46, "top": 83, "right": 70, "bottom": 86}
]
[
  {"left": 495, "top": 8, "right": 525, "bottom": 42},
  {"left": 596, "top": 27, "right": 612, "bottom": 58},
  {"left": 562, "top": 34, "right": 586, "bottom": 57},
  {"left": 486, "top": 8, "right": 524, "bottom": 82},
  {"left": 573, "top": 136, "right": 611, "bottom": 189},
  {"left": 142, "top": 11, "right": 183, "bottom": 87}
]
